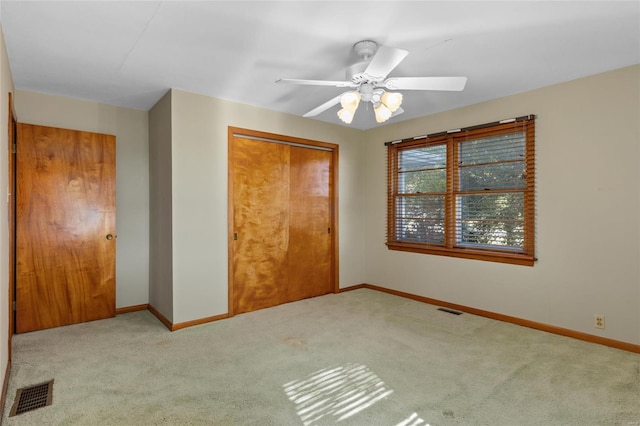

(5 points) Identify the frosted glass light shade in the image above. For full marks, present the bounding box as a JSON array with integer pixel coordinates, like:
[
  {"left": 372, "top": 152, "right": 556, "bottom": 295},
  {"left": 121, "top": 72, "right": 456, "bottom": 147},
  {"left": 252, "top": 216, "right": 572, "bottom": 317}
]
[
  {"left": 381, "top": 92, "right": 403, "bottom": 112},
  {"left": 337, "top": 108, "right": 355, "bottom": 124},
  {"left": 374, "top": 104, "right": 392, "bottom": 123},
  {"left": 340, "top": 91, "right": 361, "bottom": 112}
]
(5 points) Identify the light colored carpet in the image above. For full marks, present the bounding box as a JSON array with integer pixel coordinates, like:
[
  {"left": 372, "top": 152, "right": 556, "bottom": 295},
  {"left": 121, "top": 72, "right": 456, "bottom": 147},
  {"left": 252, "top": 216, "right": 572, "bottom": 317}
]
[{"left": 2, "top": 289, "right": 639, "bottom": 425}]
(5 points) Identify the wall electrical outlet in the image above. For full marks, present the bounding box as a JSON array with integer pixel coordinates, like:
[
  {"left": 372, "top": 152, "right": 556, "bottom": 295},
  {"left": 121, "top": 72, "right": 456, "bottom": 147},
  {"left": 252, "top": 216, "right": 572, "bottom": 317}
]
[{"left": 594, "top": 314, "right": 605, "bottom": 329}]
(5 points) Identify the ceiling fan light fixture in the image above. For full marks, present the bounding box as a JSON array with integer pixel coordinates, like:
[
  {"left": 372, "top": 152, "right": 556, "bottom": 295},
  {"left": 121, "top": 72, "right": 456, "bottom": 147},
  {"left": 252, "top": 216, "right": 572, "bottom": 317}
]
[
  {"left": 340, "top": 91, "right": 361, "bottom": 112},
  {"left": 337, "top": 108, "right": 355, "bottom": 124},
  {"left": 374, "top": 103, "right": 392, "bottom": 123},
  {"left": 281, "top": 41, "right": 467, "bottom": 125},
  {"left": 381, "top": 91, "right": 403, "bottom": 112}
]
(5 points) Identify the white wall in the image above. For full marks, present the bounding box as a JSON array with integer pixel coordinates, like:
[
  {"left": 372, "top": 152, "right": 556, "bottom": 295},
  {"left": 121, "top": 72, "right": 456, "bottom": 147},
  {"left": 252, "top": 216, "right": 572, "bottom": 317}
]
[
  {"left": 14, "top": 90, "right": 150, "bottom": 309},
  {"left": 0, "top": 22, "right": 15, "bottom": 402},
  {"left": 363, "top": 65, "right": 640, "bottom": 345},
  {"left": 168, "top": 89, "right": 366, "bottom": 323}
]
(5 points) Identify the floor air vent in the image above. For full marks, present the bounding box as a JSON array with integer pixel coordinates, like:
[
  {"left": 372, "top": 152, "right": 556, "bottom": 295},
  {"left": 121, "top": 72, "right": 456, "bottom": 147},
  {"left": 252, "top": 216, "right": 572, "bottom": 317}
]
[
  {"left": 438, "top": 307, "right": 463, "bottom": 315},
  {"left": 10, "top": 379, "right": 54, "bottom": 417}
]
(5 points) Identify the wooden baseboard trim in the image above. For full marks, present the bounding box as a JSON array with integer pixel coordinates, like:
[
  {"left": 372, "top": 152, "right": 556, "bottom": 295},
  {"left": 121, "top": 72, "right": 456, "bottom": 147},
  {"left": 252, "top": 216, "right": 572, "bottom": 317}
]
[
  {"left": 1, "top": 360, "right": 11, "bottom": 419},
  {"left": 337, "top": 284, "right": 368, "bottom": 293},
  {"left": 147, "top": 305, "right": 229, "bottom": 332},
  {"left": 147, "top": 304, "right": 173, "bottom": 331},
  {"left": 172, "top": 313, "right": 229, "bottom": 331},
  {"left": 352, "top": 284, "right": 640, "bottom": 354},
  {"left": 115, "top": 304, "right": 149, "bottom": 315}
]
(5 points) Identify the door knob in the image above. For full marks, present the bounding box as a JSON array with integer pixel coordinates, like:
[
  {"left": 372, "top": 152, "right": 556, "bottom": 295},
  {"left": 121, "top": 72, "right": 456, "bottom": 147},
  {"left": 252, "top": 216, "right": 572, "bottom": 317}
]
[{"left": 106, "top": 234, "right": 114, "bottom": 240}]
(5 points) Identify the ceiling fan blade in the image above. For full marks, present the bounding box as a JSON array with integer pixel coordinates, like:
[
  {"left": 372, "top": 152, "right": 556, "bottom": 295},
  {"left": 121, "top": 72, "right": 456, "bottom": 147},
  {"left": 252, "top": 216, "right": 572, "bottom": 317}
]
[
  {"left": 384, "top": 76, "right": 467, "bottom": 91},
  {"left": 303, "top": 93, "right": 346, "bottom": 117},
  {"left": 276, "top": 78, "right": 354, "bottom": 88},
  {"left": 363, "top": 46, "right": 409, "bottom": 81}
]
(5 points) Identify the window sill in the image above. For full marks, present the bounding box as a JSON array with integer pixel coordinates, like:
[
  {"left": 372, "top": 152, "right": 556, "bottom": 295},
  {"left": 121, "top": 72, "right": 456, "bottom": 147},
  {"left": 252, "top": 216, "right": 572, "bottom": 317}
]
[{"left": 386, "top": 242, "right": 536, "bottom": 266}]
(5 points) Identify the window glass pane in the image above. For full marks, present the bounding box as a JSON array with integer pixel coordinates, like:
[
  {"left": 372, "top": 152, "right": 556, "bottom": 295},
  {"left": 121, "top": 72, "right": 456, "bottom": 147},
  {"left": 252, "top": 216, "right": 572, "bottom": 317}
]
[
  {"left": 395, "top": 195, "right": 444, "bottom": 244},
  {"left": 459, "top": 161, "right": 525, "bottom": 191},
  {"left": 459, "top": 132, "right": 524, "bottom": 166},
  {"left": 398, "top": 144, "right": 446, "bottom": 193},
  {"left": 459, "top": 132, "right": 525, "bottom": 191},
  {"left": 399, "top": 169, "right": 446, "bottom": 193},
  {"left": 456, "top": 193, "right": 524, "bottom": 250},
  {"left": 399, "top": 145, "right": 446, "bottom": 172}
]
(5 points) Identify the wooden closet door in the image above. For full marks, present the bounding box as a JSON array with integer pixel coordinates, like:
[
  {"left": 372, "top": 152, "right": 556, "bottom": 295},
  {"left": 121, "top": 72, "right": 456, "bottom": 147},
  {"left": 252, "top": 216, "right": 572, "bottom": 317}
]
[
  {"left": 230, "top": 134, "right": 334, "bottom": 315},
  {"left": 16, "top": 124, "right": 116, "bottom": 333},
  {"left": 231, "top": 137, "right": 290, "bottom": 314},
  {"left": 286, "top": 146, "right": 332, "bottom": 302}
]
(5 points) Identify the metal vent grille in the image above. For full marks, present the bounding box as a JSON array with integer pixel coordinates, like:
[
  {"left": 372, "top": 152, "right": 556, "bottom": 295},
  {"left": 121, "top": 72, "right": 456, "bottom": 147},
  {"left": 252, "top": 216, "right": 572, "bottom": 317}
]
[
  {"left": 10, "top": 379, "right": 54, "bottom": 417},
  {"left": 437, "top": 307, "right": 463, "bottom": 315}
]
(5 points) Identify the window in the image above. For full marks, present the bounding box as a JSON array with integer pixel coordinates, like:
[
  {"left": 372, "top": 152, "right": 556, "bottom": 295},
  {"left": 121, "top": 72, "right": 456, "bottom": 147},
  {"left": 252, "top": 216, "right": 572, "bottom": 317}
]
[{"left": 386, "top": 116, "right": 535, "bottom": 266}]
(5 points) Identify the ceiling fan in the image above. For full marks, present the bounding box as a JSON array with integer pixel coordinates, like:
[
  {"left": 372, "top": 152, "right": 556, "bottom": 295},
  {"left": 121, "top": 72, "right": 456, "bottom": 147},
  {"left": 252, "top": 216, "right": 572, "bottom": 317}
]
[{"left": 277, "top": 40, "right": 467, "bottom": 124}]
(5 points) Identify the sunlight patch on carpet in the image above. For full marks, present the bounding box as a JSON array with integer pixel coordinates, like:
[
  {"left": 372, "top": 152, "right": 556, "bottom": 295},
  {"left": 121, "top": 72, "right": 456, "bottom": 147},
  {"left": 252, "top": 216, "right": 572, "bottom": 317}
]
[
  {"left": 395, "top": 412, "right": 428, "bottom": 426},
  {"left": 283, "top": 363, "right": 393, "bottom": 425}
]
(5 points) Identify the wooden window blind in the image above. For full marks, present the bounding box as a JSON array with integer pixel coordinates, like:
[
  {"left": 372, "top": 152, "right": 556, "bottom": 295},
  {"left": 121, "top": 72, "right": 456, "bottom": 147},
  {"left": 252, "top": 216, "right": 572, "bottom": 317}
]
[{"left": 386, "top": 116, "right": 536, "bottom": 266}]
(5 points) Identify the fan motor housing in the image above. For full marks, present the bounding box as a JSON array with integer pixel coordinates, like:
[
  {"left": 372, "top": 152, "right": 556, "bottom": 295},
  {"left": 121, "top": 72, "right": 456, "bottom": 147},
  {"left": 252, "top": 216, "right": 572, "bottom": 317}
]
[
  {"left": 347, "top": 40, "right": 379, "bottom": 84},
  {"left": 353, "top": 40, "right": 377, "bottom": 60},
  {"left": 346, "top": 61, "right": 369, "bottom": 83}
]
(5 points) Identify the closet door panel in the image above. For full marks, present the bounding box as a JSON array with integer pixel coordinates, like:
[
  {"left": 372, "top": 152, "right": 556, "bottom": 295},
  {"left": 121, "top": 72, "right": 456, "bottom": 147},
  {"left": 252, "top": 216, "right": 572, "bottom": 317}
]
[
  {"left": 232, "top": 137, "right": 290, "bottom": 314},
  {"left": 287, "top": 147, "right": 332, "bottom": 302}
]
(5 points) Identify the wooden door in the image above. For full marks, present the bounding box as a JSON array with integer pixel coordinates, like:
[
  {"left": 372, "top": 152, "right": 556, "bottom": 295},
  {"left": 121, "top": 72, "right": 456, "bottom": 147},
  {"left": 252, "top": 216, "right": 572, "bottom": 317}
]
[
  {"left": 16, "top": 123, "right": 116, "bottom": 333},
  {"left": 286, "top": 146, "right": 332, "bottom": 302},
  {"left": 231, "top": 136, "right": 290, "bottom": 313},
  {"left": 230, "top": 131, "right": 334, "bottom": 315}
]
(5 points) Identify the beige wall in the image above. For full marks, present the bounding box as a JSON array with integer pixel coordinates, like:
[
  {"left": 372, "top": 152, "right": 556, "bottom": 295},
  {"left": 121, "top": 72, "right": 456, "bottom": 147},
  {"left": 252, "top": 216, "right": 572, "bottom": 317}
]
[
  {"left": 363, "top": 65, "right": 640, "bottom": 344},
  {"left": 6, "top": 60, "right": 638, "bottom": 347},
  {"left": 14, "top": 90, "right": 150, "bottom": 309},
  {"left": 168, "top": 89, "right": 366, "bottom": 323},
  {"left": 0, "top": 23, "right": 15, "bottom": 402},
  {"left": 148, "top": 91, "right": 173, "bottom": 321}
]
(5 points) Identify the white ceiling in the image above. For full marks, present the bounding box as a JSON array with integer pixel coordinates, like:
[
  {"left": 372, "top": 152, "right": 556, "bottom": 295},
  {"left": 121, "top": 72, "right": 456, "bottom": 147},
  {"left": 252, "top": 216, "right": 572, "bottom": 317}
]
[{"left": 1, "top": 1, "right": 639, "bottom": 130}]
